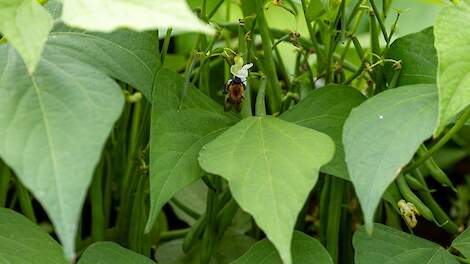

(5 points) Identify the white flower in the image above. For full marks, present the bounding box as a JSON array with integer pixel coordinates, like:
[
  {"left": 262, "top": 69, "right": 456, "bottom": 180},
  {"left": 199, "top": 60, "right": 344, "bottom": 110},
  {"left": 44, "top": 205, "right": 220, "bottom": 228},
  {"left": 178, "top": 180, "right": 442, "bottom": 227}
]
[{"left": 230, "top": 63, "right": 253, "bottom": 84}]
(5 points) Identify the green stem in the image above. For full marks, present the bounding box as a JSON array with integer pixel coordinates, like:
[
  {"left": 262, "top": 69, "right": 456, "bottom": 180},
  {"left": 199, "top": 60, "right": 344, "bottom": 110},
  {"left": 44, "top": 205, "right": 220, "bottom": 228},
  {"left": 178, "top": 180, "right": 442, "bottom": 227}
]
[
  {"left": 159, "top": 228, "right": 190, "bottom": 242},
  {"left": 326, "top": 177, "right": 346, "bottom": 263},
  {"left": 171, "top": 197, "right": 201, "bottom": 220},
  {"left": 200, "top": 176, "right": 219, "bottom": 264},
  {"left": 300, "top": 0, "right": 324, "bottom": 63},
  {"left": 0, "top": 161, "right": 11, "bottom": 207},
  {"left": 255, "top": 79, "right": 267, "bottom": 116},
  {"left": 369, "top": 0, "right": 388, "bottom": 42},
  {"left": 15, "top": 178, "right": 36, "bottom": 223},
  {"left": 238, "top": 20, "right": 253, "bottom": 118},
  {"left": 90, "top": 159, "right": 105, "bottom": 242},
  {"left": 208, "top": 0, "right": 224, "bottom": 19},
  {"left": 161, "top": 28, "right": 173, "bottom": 66},
  {"left": 258, "top": 9, "right": 282, "bottom": 114},
  {"left": 456, "top": 256, "right": 470, "bottom": 264},
  {"left": 406, "top": 106, "right": 470, "bottom": 172}
]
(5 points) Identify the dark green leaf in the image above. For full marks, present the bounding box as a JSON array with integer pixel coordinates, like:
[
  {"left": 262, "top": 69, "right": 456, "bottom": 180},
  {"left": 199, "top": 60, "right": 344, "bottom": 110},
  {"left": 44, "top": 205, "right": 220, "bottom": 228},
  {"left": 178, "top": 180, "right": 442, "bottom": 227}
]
[
  {"left": 78, "top": 242, "right": 156, "bottom": 264},
  {"left": 452, "top": 226, "right": 470, "bottom": 259},
  {"left": 232, "top": 231, "right": 332, "bottom": 264},
  {"left": 199, "top": 117, "right": 334, "bottom": 264},
  {"left": 0, "top": 208, "right": 67, "bottom": 264},
  {"left": 281, "top": 85, "right": 366, "bottom": 180},
  {"left": 343, "top": 84, "right": 438, "bottom": 232},
  {"left": 354, "top": 224, "right": 458, "bottom": 264},
  {"left": 146, "top": 69, "right": 237, "bottom": 231},
  {"left": 48, "top": 27, "right": 160, "bottom": 99},
  {"left": 385, "top": 27, "right": 437, "bottom": 86}
]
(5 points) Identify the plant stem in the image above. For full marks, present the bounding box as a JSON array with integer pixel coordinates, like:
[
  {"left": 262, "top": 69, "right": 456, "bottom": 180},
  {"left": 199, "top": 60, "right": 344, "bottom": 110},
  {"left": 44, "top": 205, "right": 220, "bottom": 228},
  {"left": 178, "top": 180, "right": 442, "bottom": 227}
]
[
  {"left": 406, "top": 106, "right": 470, "bottom": 172},
  {"left": 200, "top": 176, "right": 219, "bottom": 264},
  {"left": 90, "top": 158, "right": 105, "bottom": 242},
  {"left": 300, "top": 0, "right": 324, "bottom": 64},
  {"left": 258, "top": 9, "right": 282, "bottom": 114},
  {"left": 255, "top": 79, "right": 267, "bottom": 116},
  {"left": 0, "top": 161, "right": 11, "bottom": 207},
  {"left": 159, "top": 228, "right": 190, "bottom": 242},
  {"left": 369, "top": 0, "right": 388, "bottom": 42},
  {"left": 161, "top": 28, "right": 173, "bottom": 66},
  {"left": 170, "top": 197, "right": 201, "bottom": 220},
  {"left": 15, "top": 178, "right": 36, "bottom": 223},
  {"left": 456, "top": 256, "right": 470, "bottom": 264},
  {"left": 325, "top": 177, "right": 346, "bottom": 263}
]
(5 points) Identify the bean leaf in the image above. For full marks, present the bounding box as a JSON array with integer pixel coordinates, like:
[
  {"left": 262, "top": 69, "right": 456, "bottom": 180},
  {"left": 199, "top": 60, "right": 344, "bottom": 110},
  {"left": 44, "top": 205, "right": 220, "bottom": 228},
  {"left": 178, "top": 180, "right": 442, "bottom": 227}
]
[
  {"left": 435, "top": 0, "right": 470, "bottom": 126},
  {"left": 48, "top": 26, "right": 161, "bottom": 99},
  {"left": 199, "top": 116, "right": 334, "bottom": 264},
  {"left": 0, "top": 208, "right": 67, "bottom": 264},
  {"left": 78, "top": 242, "right": 156, "bottom": 264},
  {"left": 354, "top": 224, "right": 458, "bottom": 264},
  {"left": 281, "top": 84, "right": 366, "bottom": 180},
  {"left": 0, "top": 0, "right": 53, "bottom": 73},
  {"left": 385, "top": 27, "right": 437, "bottom": 86},
  {"left": 146, "top": 69, "right": 237, "bottom": 231},
  {"left": 452, "top": 226, "right": 470, "bottom": 259},
  {"left": 61, "top": 0, "right": 214, "bottom": 34},
  {"left": 232, "top": 231, "right": 333, "bottom": 264},
  {"left": 0, "top": 44, "right": 124, "bottom": 259},
  {"left": 343, "top": 84, "right": 438, "bottom": 232}
]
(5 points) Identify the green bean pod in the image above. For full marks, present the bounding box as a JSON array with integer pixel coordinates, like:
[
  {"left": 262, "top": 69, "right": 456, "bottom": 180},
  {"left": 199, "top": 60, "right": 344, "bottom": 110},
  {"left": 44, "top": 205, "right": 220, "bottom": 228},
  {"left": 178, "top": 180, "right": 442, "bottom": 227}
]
[
  {"left": 183, "top": 215, "right": 207, "bottom": 253},
  {"left": 396, "top": 175, "right": 434, "bottom": 221}
]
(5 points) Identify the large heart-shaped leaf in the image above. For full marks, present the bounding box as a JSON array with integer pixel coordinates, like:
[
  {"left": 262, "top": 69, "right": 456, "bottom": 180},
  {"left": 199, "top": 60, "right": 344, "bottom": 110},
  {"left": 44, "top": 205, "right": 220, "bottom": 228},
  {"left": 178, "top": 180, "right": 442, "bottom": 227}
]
[
  {"left": 435, "top": 0, "right": 470, "bottom": 126},
  {"left": 281, "top": 85, "right": 366, "bottom": 180},
  {"left": 78, "top": 242, "right": 156, "bottom": 264},
  {"left": 199, "top": 117, "right": 334, "bottom": 264},
  {"left": 0, "top": 0, "right": 53, "bottom": 72},
  {"left": 0, "top": 44, "right": 124, "bottom": 259},
  {"left": 61, "top": 0, "right": 214, "bottom": 34},
  {"left": 385, "top": 27, "right": 437, "bottom": 86},
  {"left": 146, "top": 69, "right": 237, "bottom": 231},
  {"left": 343, "top": 84, "right": 438, "bottom": 232},
  {"left": 47, "top": 26, "right": 160, "bottom": 99},
  {"left": 354, "top": 224, "right": 458, "bottom": 264},
  {"left": 232, "top": 231, "right": 333, "bottom": 264},
  {"left": 452, "top": 226, "right": 470, "bottom": 259},
  {"left": 0, "top": 208, "right": 67, "bottom": 264}
]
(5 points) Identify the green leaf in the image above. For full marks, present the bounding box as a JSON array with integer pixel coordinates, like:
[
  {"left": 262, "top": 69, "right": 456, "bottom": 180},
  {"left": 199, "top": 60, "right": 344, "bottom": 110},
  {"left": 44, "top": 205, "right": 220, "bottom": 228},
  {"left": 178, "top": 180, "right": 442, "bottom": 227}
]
[
  {"left": 343, "top": 84, "right": 438, "bottom": 232},
  {"left": 281, "top": 85, "right": 366, "bottom": 180},
  {"left": 354, "top": 224, "right": 458, "bottom": 264},
  {"left": 199, "top": 117, "right": 334, "bottom": 264},
  {"left": 232, "top": 231, "right": 333, "bottom": 264},
  {"left": 306, "top": 0, "right": 326, "bottom": 22},
  {"left": 61, "top": 0, "right": 214, "bottom": 34},
  {"left": 0, "top": 44, "right": 124, "bottom": 259},
  {"left": 385, "top": 27, "right": 437, "bottom": 86},
  {"left": 0, "top": 208, "right": 67, "bottom": 264},
  {"left": 48, "top": 26, "right": 160, "bottom": 99},
  {"left": 146, "top": 69, "right": 237, "bottom": 231},
  {"left": 170, "top": 180, "right": 207, "bottom": 225},
  {"left": 452, "top": 226, "right": 470, "bottom": 259},
  {"left": 78, "top": 242, "right": 156, "bottom": 264},
  {"left": 0, "top": 0, "right": 53, "bottom": 73},
  {"left": 435, "top": 0, "right": 470, "bottom": 126}
]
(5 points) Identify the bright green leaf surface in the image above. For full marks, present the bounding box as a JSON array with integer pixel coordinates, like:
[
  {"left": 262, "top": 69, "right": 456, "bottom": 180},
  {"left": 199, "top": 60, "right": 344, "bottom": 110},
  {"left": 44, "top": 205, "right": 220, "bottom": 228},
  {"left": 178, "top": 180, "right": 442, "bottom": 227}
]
[
  {"left": 232, "top": 231, "right": 333, "bottom": 264},
  {"left": 78, "top": 242, "right": 155, "bottom": 264},
  {"left": 146, "top": 69, "right": 237, "bottom": 231},
  {"left": 0, "top": 0, "right": 53, "bottom": 72},
  {"left": 452, "top": 226, "right": 470, "bottom": 259},
  {"left": 435, "top": 0, "right": 470, "bottom": 126},
  {"left": 281, "top": 85, "right": 366, "bottom": 180},
  {"left": 61, "top": 0, "right": 214, "bottom": 34},
  {"left": 343, "top": 84, "right": 438, "bottom": 232},
  {"left": 199, "top": 117, "right": 334, "bottom": 264},
  {"left": 0, "top": 208, "right": 67, "bottom": 264},
  {"left": 386, "top": 27, "right": 437, "bottom": 86},
  {"left": 354, "top": 224, "right": 458, "bottom": 264},
  {"left": 0, "top": 45, "right": 124, "bottom": 259},
  {"left": 48, "top": 26, "right": 160, "bottom": 99}
]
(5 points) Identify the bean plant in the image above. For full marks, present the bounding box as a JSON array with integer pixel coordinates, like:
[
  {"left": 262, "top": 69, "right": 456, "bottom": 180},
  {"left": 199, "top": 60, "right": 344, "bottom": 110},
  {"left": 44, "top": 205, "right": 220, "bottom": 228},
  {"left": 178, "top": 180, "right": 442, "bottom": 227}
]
[{"left": 0, "top": 0, "right": 470, "bottom": 263}]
